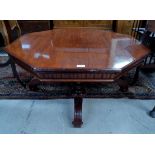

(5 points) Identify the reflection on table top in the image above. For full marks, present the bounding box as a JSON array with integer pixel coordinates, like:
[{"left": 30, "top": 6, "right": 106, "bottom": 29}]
[{"left": 5, "top": 28, "right": 150, "bottom": 71}]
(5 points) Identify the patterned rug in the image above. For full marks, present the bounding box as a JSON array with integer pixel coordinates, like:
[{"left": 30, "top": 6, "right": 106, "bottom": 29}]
[{"left": 1, "top": 56, "right": 155, "bottom": 99}]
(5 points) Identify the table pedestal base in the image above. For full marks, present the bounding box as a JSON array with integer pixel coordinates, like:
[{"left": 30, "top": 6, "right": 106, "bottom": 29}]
[
  {"left": 27, "top": 78, "right": 130, "bottom": 127},
  {"left": 72, "top": 97, "right": 83, "bottom": 128}
]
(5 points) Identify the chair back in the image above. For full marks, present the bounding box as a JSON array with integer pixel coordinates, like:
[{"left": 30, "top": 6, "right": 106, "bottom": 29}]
[
  {"left": 142, "top": 20, "right": 155, "bottom": 51},
  {"left": 0, "top": 21, "right": 10, "bottom": 45},
  {"left": 3, "top": 20, "right": 21, "bottom": 44},
  {"left": 131, "top": 20, "right": 147, "bottom": 40}
]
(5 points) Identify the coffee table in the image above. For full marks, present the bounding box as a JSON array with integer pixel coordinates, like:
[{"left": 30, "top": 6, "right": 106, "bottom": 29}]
[{"left": 4, "top": 28, "right": 150, "bottom": 127}]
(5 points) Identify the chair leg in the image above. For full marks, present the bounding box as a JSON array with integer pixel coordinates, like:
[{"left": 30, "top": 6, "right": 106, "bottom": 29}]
[
  {"left": 10, "top": 57, "right": 26, "bottom": 88},
  {"left": 131, "top": 65, "right": 141, "bottom": 85},
  {"left": 144, "top": 57, "right": 148, "bottom": 65},
  {"left": 149, "top": 53, "right": 153, "bottom": 64}
]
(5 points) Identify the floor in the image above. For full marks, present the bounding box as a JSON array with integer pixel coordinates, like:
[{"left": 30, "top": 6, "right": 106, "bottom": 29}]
[{"left": 0, "top": 98, "right": 155, "bottom": 134}]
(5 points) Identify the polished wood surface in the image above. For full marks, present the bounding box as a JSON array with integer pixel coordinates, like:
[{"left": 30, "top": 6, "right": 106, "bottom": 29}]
[
  {"left": 4, "top": 28, "right": 150, "bottom": 128},
  {"left": 5, "top": 28, "right": 150, "bottom": 71}
]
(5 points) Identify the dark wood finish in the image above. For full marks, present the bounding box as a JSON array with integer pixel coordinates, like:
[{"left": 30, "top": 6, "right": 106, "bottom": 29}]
[
  {"left": 5, "top": 29, "right": 150, "bottom": 73},
  {"left": 29, "top": 78, "right": 40, "bottom": 91},
  {"left": 49, "top": 21, "right": 54, "bottom": 29},
  {"left": 18, "top": 20, "right": 50, "bottom": 34},
  {"left": 4, "top": 28, "right": 150, "bottom": 127},
  {"left": 72, "top": 97, "right": 83, "bottom": 127},
  {"left": 112, "top": 20, "right": 117, "bottom": 32},
  {"left": 10, "top": 56, "right": 26, "bottom": 88},
  {"left": 72, "top": 83, "right": 85, "bottom": 127},
  {"left": 117, "top": 78, "right": 128, "bottom": 92},
  {"left": 3, "top": 20, "right": 21, "bottom": 43}
]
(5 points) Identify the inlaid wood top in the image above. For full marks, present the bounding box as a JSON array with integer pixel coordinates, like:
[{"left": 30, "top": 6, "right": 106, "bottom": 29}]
[{"left": 5, "top": 28, "right": 150, "bottom": 71}]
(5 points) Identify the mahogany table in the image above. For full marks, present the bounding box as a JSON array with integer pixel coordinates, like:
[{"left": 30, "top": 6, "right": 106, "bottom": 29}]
[{"left": 5, "top": 28, "right": 150, "bottom": 127}]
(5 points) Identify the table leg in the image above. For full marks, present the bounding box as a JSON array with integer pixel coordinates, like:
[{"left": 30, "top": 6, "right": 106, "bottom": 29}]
[
  {"left": 10, "top": 57, "right": 26, "bottom": 88},
  {"left": 29, "top": 78, "right": 40, "bottom": 91},
  {"left": 72, "top": 97, "right": 83, "bottom": 128},
  {"left": 117, "top": 78, "right": 128, "bottom": 92},
  {"left": 149, "top": 106, "right": 155, "bottom": 118}
]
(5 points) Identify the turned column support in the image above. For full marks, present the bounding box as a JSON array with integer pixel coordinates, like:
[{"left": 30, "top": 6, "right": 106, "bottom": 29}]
[
  {"left": 72, "top": 97, "right": 83, "bottom": 128},
  {"left": 72, "top": 83, "right": 84, "bottom": 128},
  {"left": 117, "top": 78, "right": 128, "bottom": 92},
  {"left": 28, "top": 78, "right": 40, "bottom": 91}
]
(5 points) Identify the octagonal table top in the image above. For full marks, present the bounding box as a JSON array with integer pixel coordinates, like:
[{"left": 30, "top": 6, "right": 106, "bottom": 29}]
[{"left": 5, "top": 28, "right": 150, "bottom": 72}]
